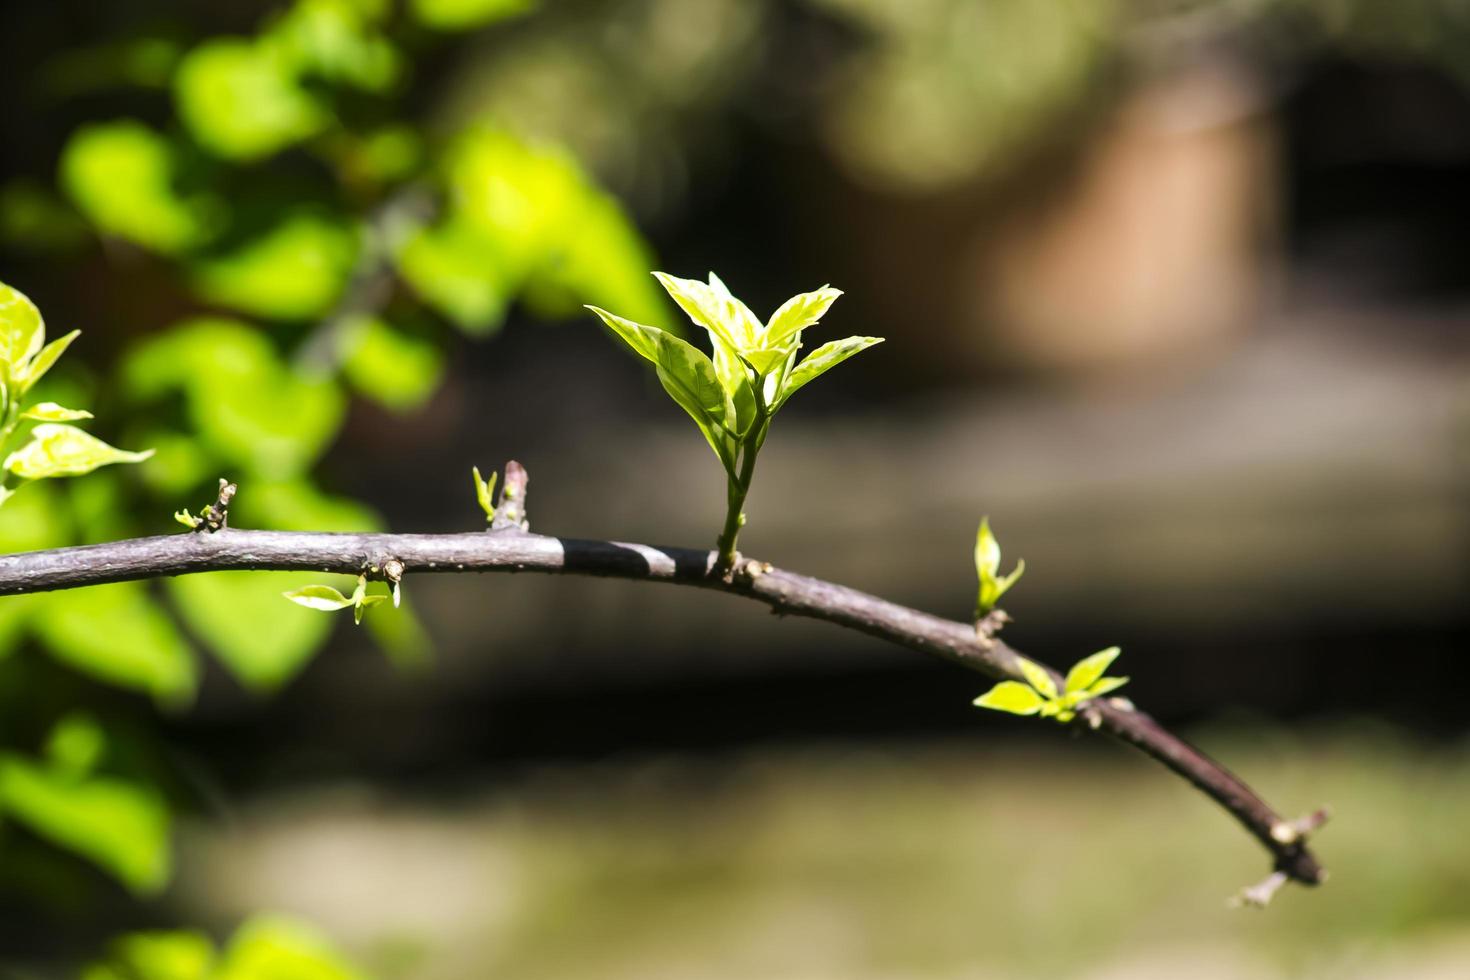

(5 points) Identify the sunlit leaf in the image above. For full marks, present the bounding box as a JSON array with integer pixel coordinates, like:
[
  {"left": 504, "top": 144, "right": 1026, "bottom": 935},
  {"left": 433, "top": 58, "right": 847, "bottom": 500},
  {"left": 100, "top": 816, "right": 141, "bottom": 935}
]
[
  {"left": 1086, "top": 675, "right": 1129, "bottom": 698},
  {"left": 0, "top": 752, "right": 171, "bottom": 894},
  {"left": 472, "top": 466, "right": 496, "bottom": 520},
  {"left": 1064, "top": 646, "right": 1121, "bottom": 694},
  {"left": 281, "top": 583, "right": 354, "bottom": 611},
  {"left": 265, "top": 0, "right": 400, "bottom": 92},
  {"left": 973, "top": 680, "right": 1044, "bottom": 716},
  {"left": 765, "top": 286, "right": 843, "bottom": 345},
  {"left": 338, "top": 315, "right": 443, "bottom": 412},
  {"left": 191, "top": 214, "right": 359, "bottom": 320},
  {"left": 773, "top": 336, "right": 883, "bottom": 409},
  {"left": 353, "top": 592, "right": 387, "bottom": 625},
  {"left": 411, "top": 0, "right": 534, "bottom": 31},
  {"left": 1015, "top": 657, "right": 1057, "bottom": 700},
  {"left": 396, "top": 217, "right": 513, "bottom": 333},
  {"left": 653, "top": 271, "right": 745, "bottom": 349},
  {"left": 973, "top": 515, "right": 1025, "bottom": 616},
  {"left": 0, "top": 279, "right": 45, "bottom": 372},
  {"left": 216, "top": 915, "right": 366, "bottom": 980},
  {"left": 20, "top": 402, "right": 93, "bottom": 422},
  {"left": 59, "top": 121, "right": 215, "bottom": 253},
  {"left": 33, "top": 583, "right": 196, "bottom": 704},
  {"left": 19, "top": 329, "right": 81, "bottom": 393},
  {"left": 585, "top": 305, "right": 662, "bottom": 363},
  {"left": 651, "top": 331, "right": 737, "bottom": 471},
  {"left": 83, "top": 930, "right": 215, "bottom": 980},
  {"left": 45, "top": 712, "right": 106, "bottom": 779},
  {"left": 174, "top": 38, "right": 329, "bottom": 160},
  {"left": 4, "top": 424, "right": 153, "bottom": 480}
]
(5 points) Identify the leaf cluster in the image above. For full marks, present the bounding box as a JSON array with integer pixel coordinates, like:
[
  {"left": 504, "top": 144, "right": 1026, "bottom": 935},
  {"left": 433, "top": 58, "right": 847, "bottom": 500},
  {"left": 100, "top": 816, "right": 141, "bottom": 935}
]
[{"left": 974, "top": 647, "right": 1129, "bottom": 723}]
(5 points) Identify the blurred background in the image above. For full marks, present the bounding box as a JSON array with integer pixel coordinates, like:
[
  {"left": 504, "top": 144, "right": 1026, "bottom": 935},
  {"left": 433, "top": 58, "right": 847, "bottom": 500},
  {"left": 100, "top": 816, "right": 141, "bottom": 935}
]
[{"left": 0, "top": 0, "right": 1468, "bottom": 976}]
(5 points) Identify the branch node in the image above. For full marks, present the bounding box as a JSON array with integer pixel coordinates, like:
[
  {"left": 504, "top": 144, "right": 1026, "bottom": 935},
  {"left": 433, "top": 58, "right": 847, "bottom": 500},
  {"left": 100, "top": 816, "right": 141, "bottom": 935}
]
[
  {"left": 491, "top": 461, "right": 529, "bottom": 532},
  {"left": 199, "top": 478, "right": 236, "bottom": 532},
  {"left": 1271, "top": 806, "right": 1332, "bottom": 845},
  {"left": 1229, "top": 870, "right": 1290, "bottom": 909},
  {"left": 973, "top": 608, "right": 1012, "bottom": 650}
]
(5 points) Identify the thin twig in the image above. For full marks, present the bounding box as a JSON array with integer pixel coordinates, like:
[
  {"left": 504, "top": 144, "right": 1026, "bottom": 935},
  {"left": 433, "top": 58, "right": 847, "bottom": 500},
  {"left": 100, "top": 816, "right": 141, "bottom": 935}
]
[{"left": 0, "top": 467, "right": 1327, "bottom": 891}]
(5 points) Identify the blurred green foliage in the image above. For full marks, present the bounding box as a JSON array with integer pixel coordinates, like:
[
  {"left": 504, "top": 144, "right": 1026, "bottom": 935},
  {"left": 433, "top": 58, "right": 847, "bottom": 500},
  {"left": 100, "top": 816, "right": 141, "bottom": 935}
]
[
  {"left": 0, "top": 0, "right": 665, "bottom": 915},
  {"left": 83, "top": 915, "right": 366, "bottom": 980}
]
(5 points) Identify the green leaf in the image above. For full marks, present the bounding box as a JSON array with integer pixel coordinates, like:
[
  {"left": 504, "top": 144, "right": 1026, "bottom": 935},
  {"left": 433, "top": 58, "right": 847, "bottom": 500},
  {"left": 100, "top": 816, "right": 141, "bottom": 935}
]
[
  {"left": 1015, "top": 657, "right": 1058, "bottom": 700},
  {"left": 45, "top": 712, "right": 107, "bottom": 779},
  {"left": 265, "top": 0, "right": 400, "bottom": 92},
  {"left": 585, "top": 305, "right": 662, "bottom": 363},
  {"left": 1086, "top": 675, "right": 1129, "bottom": 698},
  {"left": 0, "top": 279, "right": 45, "bottom": 373},
  {"left": 174, "top": 573, "right": 338, "bottom": 692},
  {"left": 191, "top": 215, "right": 359, "bottom": 321},
  {"left": 216, "top": 915, "right": 366, "bottom": 980},
  {"left": 282, "top": 583, "right": 354, "bottom": 611},
  {"left": 19, "top": 329, "right": 80, "bottom": 393},
  {"left": 33, "top": 583, "right": 197, "bottom": 704},
  {"left": 84, "top": 930, "right": 216, "bottom": 980},
  {"left": 19, "top": 402, "right": 93, "bottom": 422},
  {"left": 411, "top": 0, "right": 534, "bottom": 31},
  {"left": 973, "top": 680, "right": 1044, "bottom": 716},
  {"left": 1064, "top": 646, "right": 1122, "bottom": 694},
  {"left": 765, "top": 286, "right": 843, "bottom": 345},
  {"left": 0, "top": 752, "right": 171, "bottom": 894},
  {"left": 472, "top": 466, "right": 497, "bottom": 520},
  {"left": 396, "top": 217, "right": 513, "bottom": 333},
  {"left": 338, "top": 315, "right": 444, "bottom": 412},
  {"left": 650, "top": 331, "right": 737, "bottom": 471},
  {"left": 59, "top": 121, "right": 215, "bottom": 253},
  {"left": 174, "top": 38, "right": 329, "bottom": 160},
  {"left": 353, "top": 592, "right": 388, "bottom": 625},
  {"left": 973, "top": 516, "right": 1025, "bottom": 615},
  {"left": 711, "top": 338, "right": 758, "bottom": 436},
  {"left": 653, "top": 272, "right": 747, "bottom": 349},
  {"left": 173, "top": 508, "right": 201, "bottom": 529},
  {"left": 4, "top": 424, "right": 153, "bottom": 480},
  {"left": 773, "top": 336, "right": 883, "bottom": 410}
]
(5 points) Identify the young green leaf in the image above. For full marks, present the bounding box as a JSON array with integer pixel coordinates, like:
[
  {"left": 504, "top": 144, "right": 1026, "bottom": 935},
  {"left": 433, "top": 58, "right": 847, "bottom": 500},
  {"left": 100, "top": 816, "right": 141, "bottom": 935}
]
[
  {"left": 765, "top": 286, "right": 843, "bottom": 345},
  {"left": 585, "top": 304, "right": 663, "bottom": 363},
  {"left": 974, "top": 516, "right": 1025, "bottom": 615},
  {"left": 353, "top": 593, "right": 387, "bottom": 625},
  {"left": 1065, "top": 646, "right": 1122, "bottom": 694},
  {"left": 773, "top": 336, "right": 883, "bottom": 410},
  {"left": 974, "top": 680, "right": 1045, "bottom": 716},
  {"left": 173, "top": 509, "right": 201, "bottom": 529},
  {"left": 653, "top": 271, "right": 747, "bottom": 349},
  {"left": 20, "top": 329, "right": 80, "bottom": 393},
  {"left": 472, "top": 466, "right": 497, "bottom": 521},
  {"left": 1015, "top": 657, "right": 1058, "bottom": 700},
  {"left": 4, "top": 424, "right": 154, "bottom": 480},
  {"left": 0, "top": 280, "right": 47, "bottom": 373},
  {"left": 19, "top": 402, "right": 93, "bottom": 422},
  {"left": 281, "top": 584, "right": 354, "bottom": 612},
  {"left": 1085, "top": 675, "right": 1129, "bottom": 698},
  {"left": 651, "top": 331, "right": 738, "bottom": 472}
]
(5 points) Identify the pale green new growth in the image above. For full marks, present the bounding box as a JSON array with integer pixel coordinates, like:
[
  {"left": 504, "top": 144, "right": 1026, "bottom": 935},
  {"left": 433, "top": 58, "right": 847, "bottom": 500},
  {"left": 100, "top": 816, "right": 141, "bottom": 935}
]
[
  {"left": 282, "top": 574, "right": 388, "bottom": 625},
  {"left": 588, "top": 271, "right": 882, "bottom": 568},
  {"left": 975, "top": 647, "right": 1129, "bottom": 724},
  {"left": 0, "top": 280, "right": 152, "bottom": 506},
  {"left": 472, "top": 465, "right": 497, "bottom": 521},
  {"left": 974, "top": 516, "right": 1025, "bottom": 616},
  {"left": 173, "top": 509, "right": 202, "bottom": 529}
]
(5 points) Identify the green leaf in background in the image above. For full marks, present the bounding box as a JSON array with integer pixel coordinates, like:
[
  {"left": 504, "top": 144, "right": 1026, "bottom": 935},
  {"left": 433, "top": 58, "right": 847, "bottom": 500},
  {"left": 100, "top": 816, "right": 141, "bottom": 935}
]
[
  {"left": 4, "top": 424, "right": 153, "bottom": 480},
  {"left": 411, "top": 0, "right": 535, "bottom": 32},
  {"left": 1015, "top": 657, "right": 1057, "bottom": 700},
  {"left": 773, "top": 335, "right": 884, "bottom": 410},
  {"left": 1064, "top": 646, "right": 1121, "bottom": 694},
  {"left": 973, "top": 680, "right": 1044, "bottom": 716},
  {"left": 215, "top": 915, "right": 365, "bottom": 980},
  {"left": 265, "top": 0, "right": 400, "bottom": 92},
  {"left": 122, "top": 319, "right": 346, "bottom": 478},
  {"left": 396, "top": 216, "right": 514, "bottom": 332},
  {"left": 174, "top": 38, "right": 329, "bottom": 161},
  {"left": 20, "top": 402, "right": 92, "bottom": 422},
  {"left": 0, "top": 748, "right": 171, "bottom": 894},
  {"left": 82, "top": 930, "right": 215, "bottom": 980},
  {"left": 0, "top": 279, "right": 45, "bottom": 372},
  {"left": 59, "top": 121, "right": 216, "bottom": 254},
  {"left": 174, "top": 574, "right": 339, "bottom": 692},
  {"left": 192, "top": 215, "right": 360, "bottom": 321},
  {"left": 45, "top": 711, "right": 106, "bottom": 779},
  {"left": 0, "top": 485, "right": 69, "bottom": 656},
  {"left": 33, "top": 583, "right": 196, "bottom": 705},
  {"left": 338, "top": 315, "right": 444, "bottom": 412},
  {"left": 972, "top": 515, "right": 1025, "bottom": 616}
]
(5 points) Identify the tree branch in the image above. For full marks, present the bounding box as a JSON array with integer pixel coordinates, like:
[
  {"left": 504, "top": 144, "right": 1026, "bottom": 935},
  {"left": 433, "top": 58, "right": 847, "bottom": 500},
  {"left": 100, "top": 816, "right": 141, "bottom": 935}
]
[{"left": 0, "top": 475, "right": 1327, "bottom": 894}]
